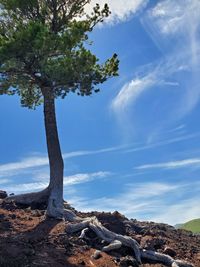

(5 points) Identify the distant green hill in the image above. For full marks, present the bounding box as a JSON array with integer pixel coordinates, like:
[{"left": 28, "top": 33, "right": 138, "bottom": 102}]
[{"left": 181, "top": 219, "right": 200, "bottom": 234}]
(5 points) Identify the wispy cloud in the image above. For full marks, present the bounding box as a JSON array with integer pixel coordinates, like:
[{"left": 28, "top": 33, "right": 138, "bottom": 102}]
[
  {"left": 63, "top": 145, "right": 126, "bottom": 159},
  {"left": 4, "top": 171, "right": 111, "bottom": 193},
  {"left": 151, "top": 197, "right": 200, "bottom": 225},
  {"left": 146, "top": 124, "right": 186, "bottom": 145},
  {"left": 149, "top": 0, "right": 200, "bottom": 40},
  {"left": 136, "top": 158, "right": 200, "bottom": 170},
  {"left": 0, "top": 179, "right": 10, "bottom": 185},
  {"left": 69, "top": 181, "right": 200, "bottom": 225},
  {"left": 68, "top": 181, "right": 179, "bottom": 214},
  {"left": 144, "top": 0, "right": 200, "bottom": 114},
  {"left": 111, "top": 58, "right": 182, "bottom": 114},
  {"left": 64, "top": 171, "right": 111, "bottom": 186},
  {"left": 87, "top": 0, "right": 148, "bottom": 24},
  {"left": 111, "top": 75, "right": 156, "bottom": 113},
  {"left": 1, "top": 133, "right": 198, "bottom": 181},
  {"left": 125, "top": 132, "right": 200, "bottom": 153},
  {"left": 0, "top": 156, "right": 48, "bottom": 176},
  {"left": 0, "top": 145, "right": 123, "bottom": 179},
  {"left": 110, "top": 56, "right": 185, "bottom": 140},
  {"left": 111, "top": 0, "right": 200, "bottom": 139}
]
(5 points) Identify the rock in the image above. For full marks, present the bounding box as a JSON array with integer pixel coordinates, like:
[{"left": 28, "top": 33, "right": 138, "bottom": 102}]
[
  {"left": 23, "top": 248, "right": 35, "bottom": 256},
  {"left": 120, "top": 256, "right": 139, "bottom": 267},
  {"left": 31, "top": 209, "right": 43, "bottom": 217},
  {"left": 92, "top": 250, "right": 102, "bottom": 260},
  {"left": 114, "top": 257, "right": 121, "bottom": 263},
  {"left": 0, "top": 190, "right": 7, "bottom": 199},
  {"left": 140, "top": 236, "right": 166, "bottom": 250},
  {"left": 196, "top": 252, "right": 200, "bottom": 260},
  {"left": 164, "top": 246, "right": 177, "bottom": 257},
  {"left": 78, "top": 260, "right": 86, "bottom": 265},
  {"left": 0, "top": 214, "right": 5, "bottom": 220},
  {"left": 9, "top": 214, "right": 16, "bottom": 220}
]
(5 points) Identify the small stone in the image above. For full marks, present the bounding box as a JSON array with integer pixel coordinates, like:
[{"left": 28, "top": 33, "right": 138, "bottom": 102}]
[
  {"left": 0, "top": 214, "right": 5, "bottom": 220},
  {"left": 0, "top": 190, "right": 7, "bottom": 199},
  {"left": 141, "top": 236, "right": 165, "bottom": 250},
  {"left": 9, "top": 214, "right": 17, "bottom": 220},
  {"left": 24, "top": 248, "right": 35, "bottom": 256},
  {"left": 79, "top": 260, "right": 86, "bottom": 265},
  {"left": 32, "top": 210, "right": 43, "bottom": 217},
  {"left": 120, "top": 256, "right": 139, "bottom": 267},
  {"left": 114, "top": 257, "right": 121, "bottom": 263},
  {"left": 164, "top": 246, "right": 177, "bottom": 257},
  {"left": 92, "top": 250, "right": 102, "bottom": 260}
]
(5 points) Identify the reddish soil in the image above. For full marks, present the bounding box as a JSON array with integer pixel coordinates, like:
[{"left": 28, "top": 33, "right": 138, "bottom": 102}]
[{"left": 0, "top": 200, "right": 200, "bottom": 267}]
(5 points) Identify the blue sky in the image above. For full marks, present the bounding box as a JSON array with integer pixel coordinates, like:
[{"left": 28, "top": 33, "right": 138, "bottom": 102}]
[{"left": 1, "top": 0, "right": 200, "bottom": 225}]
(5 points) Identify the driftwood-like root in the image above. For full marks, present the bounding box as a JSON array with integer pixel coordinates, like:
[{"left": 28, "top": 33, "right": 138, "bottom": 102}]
[
  {"left": 4, "top": 188, "right": 50, "bottom": 206},
  {"left": 141, "top": 250, "right": 193, "bottom": 267},
  {"left": 4, "top": 188, "right": 64, "bottom": 219},
  {"left": 66, "top": 214, "right": 140, "bottom": 265},
  {"left": 2, "top": 192, "right": 195, "bottom": 267},
  {"left": 102, "top": 240, "right": 122, "bottom": 252},
  {"left": 79, "top": 228, "right": 89, "bottom": 239},
  {"left": 64, "top": 210, "right": 194, "bottom": 267}
]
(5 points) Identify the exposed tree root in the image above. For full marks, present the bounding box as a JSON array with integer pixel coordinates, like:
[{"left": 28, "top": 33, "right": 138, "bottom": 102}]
[
  {"left": 4, "top": 188, "right": 50, "bottom": 207},
  {"left": 141, "top": 250, "right": 193, "bottom": 267},
  {"left": 64, "top": 210, "right": 194, "bottom": 267},
  {"left": 46, "top": 189, "right": 64, "bottom": 219},
  {"left": 4, "top": 188, "right": 64, "bottom": 219},
  {"left": 1, "top": 196, "right": 195, "bottom": 267}
]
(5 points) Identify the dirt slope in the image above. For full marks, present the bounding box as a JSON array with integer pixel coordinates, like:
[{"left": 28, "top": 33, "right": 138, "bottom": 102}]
[{"left": 0, "top": 199, "right": 200, "bottom": 267}]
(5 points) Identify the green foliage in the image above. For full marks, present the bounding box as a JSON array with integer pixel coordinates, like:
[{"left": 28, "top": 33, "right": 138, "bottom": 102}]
[
  {"left": 0, "top": 0, "right": 119, "bottom": 108},
  {"left": 181, "top": 219, "right": 200, "bottom": 234}
]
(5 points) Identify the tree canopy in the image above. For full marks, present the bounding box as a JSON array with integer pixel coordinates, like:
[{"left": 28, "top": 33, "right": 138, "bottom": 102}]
[{"left": 0, "top": 0, "right": 119, "bottom": 108}]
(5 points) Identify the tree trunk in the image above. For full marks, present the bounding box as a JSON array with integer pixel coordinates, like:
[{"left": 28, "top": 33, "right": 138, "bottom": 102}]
[{"left": 42, "top": 87, "right": 64, "bottom": 219}]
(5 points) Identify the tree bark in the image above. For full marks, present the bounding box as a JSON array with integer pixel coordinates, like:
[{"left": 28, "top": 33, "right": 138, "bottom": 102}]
[{"left": 42, "top": 87, "right": 64, "bottom": 219}]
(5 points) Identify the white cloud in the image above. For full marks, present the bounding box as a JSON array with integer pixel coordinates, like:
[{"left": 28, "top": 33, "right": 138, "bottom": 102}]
[
  {"left": 150, "top": 1, "right": 186, "bottom": 35},
  {"left": 0, "top": 179, "right": 10, "bottom": 185},
  {"left": 63, "top": 144, "right": 126, "bottom": 159},
  {"left": 111, "top": 0, "right": 200, "bottom": 138},
  {"left": 167, "top": 124, "right": 186, "bottom": 133},
  {"left": 70, "top": 181, "right": 178, "bottom": 212},
  {"left": 68, "top": 181, "right": 178, "bottom": 214},
  {"left": 111, "top": 75, "right": 156, "bottom": 113},
  {"left": 4, "top": 171, "right": 111, "bottom": 193},
  {"left": 69, "top": 181, "right": 200, "bottom": 225},
  {"left": 0, "top": 156, "right": 48, "bottom": 176},
  {"left": 1, "top": 133, "right": 199, "bottom": 182},
  {"left": 151, "top": 197, "right": 200, "bottom": 225},
  {"left": 110, "top": 53, "right": 188, "bottom": 139},
  {"left": 64, "top": 171, "right": 110, "bottom": 186},
  {"left": 145, "top": 0, "right": 200, "bottom": 115},
  {"left": 136, "top": 158, "right": 200, "bottom": 170},
  {"left": 4, "top": 181, "right": 49, "bottom": 193},
  {"left": 87, "top": 0, "right": 148, "bottom": 24},
  {"left": 0, "top": 145, "right": 123, "bottom": 179},
  {"left": 126, "top": 133, "right": 200, "bottom": 154},
  {"left": 150, "top": 0, "right": 200, "bottom": 38}
]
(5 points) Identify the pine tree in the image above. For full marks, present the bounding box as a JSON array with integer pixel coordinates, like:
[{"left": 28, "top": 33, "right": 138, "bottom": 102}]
[{"left": 0, "top": 0, "right": 119, "bottom": 218}]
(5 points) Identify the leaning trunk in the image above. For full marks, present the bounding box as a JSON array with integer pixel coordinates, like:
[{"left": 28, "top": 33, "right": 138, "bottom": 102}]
[{"left": 43, "top": 87, "right": 64, "bottom": 219}]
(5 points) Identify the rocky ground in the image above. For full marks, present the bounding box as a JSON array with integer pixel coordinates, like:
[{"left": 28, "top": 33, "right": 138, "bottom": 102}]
[{"left": 0, "top": 191, "right": 200, "bottom": 267}]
